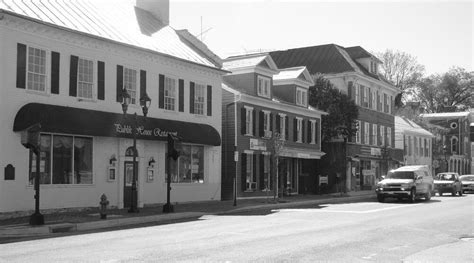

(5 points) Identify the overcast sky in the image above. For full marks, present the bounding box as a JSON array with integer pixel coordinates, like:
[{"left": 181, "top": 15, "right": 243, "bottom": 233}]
[{"left": 170, "top": 0, "right": 473, "bottom": 75}]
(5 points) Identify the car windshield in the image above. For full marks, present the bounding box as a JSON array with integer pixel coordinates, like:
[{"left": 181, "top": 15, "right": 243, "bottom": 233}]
[
  {"left": 386, "top": 171, "right": 414, "bottom": 179},
  {"left": 435, "top": 174, "right": 455, "bottom": 180},
  {"left": 460, "top": 176, "right": 474, "bottom": 182}
]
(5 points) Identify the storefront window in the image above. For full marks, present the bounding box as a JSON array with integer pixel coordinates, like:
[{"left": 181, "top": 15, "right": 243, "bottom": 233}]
[
  {"left": 29, "top": 134, "right": 93, "bottom": 185},
  {"left": 169, "top": 145, "right": 204, "bottom": 183}
]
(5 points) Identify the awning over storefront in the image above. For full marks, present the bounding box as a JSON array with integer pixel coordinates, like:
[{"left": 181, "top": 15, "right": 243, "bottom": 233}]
[
  {"left": 13, "top": 103, "right": 221, "bottom": 146},
  {"left": 279, "top": 146, "right": 325, "bottom": 159}
]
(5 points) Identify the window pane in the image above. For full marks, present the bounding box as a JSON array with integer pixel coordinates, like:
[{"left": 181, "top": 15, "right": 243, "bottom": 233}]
[
  {"left": 74, "top": 137, "right": 93, "bottom": 184},
  {"left": 52, "top": 135, "right": 73, "bottom": 184},
  {"left": 30, "top": 135, "right": 52, "bottom": 185},
  {"left": 178, "top": 145, "right": 192, "bottom": 183},
  {"left": 191, "top": 146, "right": 204, "bottom": 183}
]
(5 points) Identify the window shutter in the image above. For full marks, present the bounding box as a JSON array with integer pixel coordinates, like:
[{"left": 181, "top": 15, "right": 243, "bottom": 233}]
[
  {"left": 368, "top": 88, "right": 372, "bottom": 109},
  {"left": 140, "top": 70, "right": 146, "bottom": 99},
  {"left": 69, "top": 55, "right": 78, "bottom": 97},
  {"left": 307, "top": 121, "right": 312, "bottom": 143},
  {"left": 159, "top": 74, "right": 164, "bottom": 108},
  {"left": 347, "top": 81, "right": 353, "bottom": 99},
  {"left": 179, "top": 79, "right": 184, "bottom": 112},
  {"left": 116, "top": 65, "right": 123, "bottom": 102},
  {"left": 252, "top": 154, "right": 257, "bottom": 187},
  {"left": 190, "top": 81, "right": 195, "bottom": 114},
  {"left": 241, "top": 153, "right": 247, "bottom": 191},
  {"left": 252, "top": 109, "right": 256, "bottom": 136},
  {"left": 285, "top": 116, "right": 289, "bottom": 140},
  {"left": 207, "top": 85, "right": 212, "bottom": 116},
  {"left": 376, "top": 91, "right": 380, "bottom": 111},
  {"left": 259, "top": 154, "right": 265, "bottom": 190},
  {"left": 276, "top": 115, "right": 280, "bottom": 134},
  {"left": 241, "top": 107, "right": 246, "bottom": 135},
  {"left": 270, "top": 113, "right": 273, "bottom": 132},
  {"left": 97, "top": 61, "right": 105, "bottom": 100},
  {"left": 302, "top": 119, "right": 306, "bottom": 143},
  {"left": 51, "top": 51, "right": 60, "bottom": 94},
  {"left": 293, "top": 118, "right": 297, "bottom": 142},
  {"left": 259, "top": 111, "right": 264, "bottom": 137},
  {"left": 16, "top": 43, "right": 27, "bottom": 89}
]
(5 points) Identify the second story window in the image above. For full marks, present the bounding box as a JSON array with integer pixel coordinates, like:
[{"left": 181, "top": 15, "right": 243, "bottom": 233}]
[
  {"left": 124, "top": 67, "right": 137, "bottom": 104},
  {"left": 245, "top": 107, "right": 254, "bottom": 135},
  {"left": 263, "top": 111, "right": 271, "bottom": 138},
  {"left": 296, "top": 118, "right": 303, "bottom": 142},
  {"left": 364, "top": 122, "right": 370, "bottom": 145},
  {"left": 356, "top": 120, "right": 361, "bottom": 144},
  {"left": 194, "top": 83, "right": 205, "bottom": 115},
  {"left": 380, "top": 125, "right": 385, "bottom": 146},
  {"left": 387, "top": 127, "right": 392, "bottom": 147},
  {"left": 164, "top": 77, "right": 176, "bottom": 111},
  {"left": 363, "top": 86, "right": 369, "bottom": 108},
  {"left": 372, "top": 124, "right": 377, "bottom": 146},
  {"left": 355, "top": 85, "right": 360, "bottom": 106},
  {"left": 384, "top": 93, "right": 389, "bottom": 113},
  {"left": 296, "top": 88, "right": 307, "bottom": 107},
  {"left": 310, "top": 120, "right": 316, "bottom": 144},
  {"left": 257, "top": 76, "right": 271, "bottom": 98},
  {"left": 27, "top": 46, "right": 47, "bottom": 92},
  {"left": 77, "top": 58, "right": 94, "bottom": 99},
  {"left": 279, "top": 114, "right": 286, "bottom": 140}
]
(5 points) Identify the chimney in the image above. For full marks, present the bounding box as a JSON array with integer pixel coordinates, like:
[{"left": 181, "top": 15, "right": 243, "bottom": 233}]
[{"left": 136, "top": 0, "right": 169, "bottom": 25}]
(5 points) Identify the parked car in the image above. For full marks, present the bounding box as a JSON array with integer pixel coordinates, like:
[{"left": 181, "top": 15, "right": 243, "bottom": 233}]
[
  {"left": 375, "top": 165, "right": 434, "bottom": 203},
  {"left": 434, "top": 172, "right": 462, "bottom": 196},
  {"left": 459, "top": 174, "right": 474, "bottom": 193}
]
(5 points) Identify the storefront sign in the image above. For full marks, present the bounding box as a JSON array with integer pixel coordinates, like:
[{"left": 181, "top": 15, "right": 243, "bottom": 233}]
[
  {"left": 113, "top": 124, "right": 178, "bottom": 139},
  {"left": 250, "top": 138, "right": 267, "bottom": 151},
  {"left": 371, "top": 148, "right": 381, "bottom": 156},
  {"left": 362, "top": 169, "right": 375, "bottom": 176},
  {"left": 297, "top": 153, "right": 310, "bottom": 158}
]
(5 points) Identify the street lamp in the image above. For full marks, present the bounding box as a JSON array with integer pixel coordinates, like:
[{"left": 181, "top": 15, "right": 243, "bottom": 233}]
[
  {"left": 443, "top": 144, "right": 448, "bottom": 172},
  {"left": 121, "top": 89, "right": 151, "bottom": 213}
]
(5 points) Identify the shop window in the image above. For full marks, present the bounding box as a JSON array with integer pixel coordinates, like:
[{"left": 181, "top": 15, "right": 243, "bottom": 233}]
[
  {"left": 29, "top": 134, "right": 93, "bottom": 185},
  {"left": 263, "top": 154, "right": 271, "bottom": 190},
  {"left": 168, "top": 145, "right": 204, "bottom": 183},
  {"left": 245, "top": 154, "right": 256, "bottom": 191}
]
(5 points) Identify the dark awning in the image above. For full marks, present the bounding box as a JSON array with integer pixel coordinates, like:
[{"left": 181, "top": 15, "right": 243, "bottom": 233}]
[{"left": 13, "top": 103, "right": 221, "bottom": 146}]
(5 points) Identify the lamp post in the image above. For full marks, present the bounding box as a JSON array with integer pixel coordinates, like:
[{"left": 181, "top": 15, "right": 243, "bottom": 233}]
[
  {"left": 121, "top": 89, "right": 151, "bottom": 213},
  {"left": 443, "top": 144, "right": 448, "bottom": 172}
]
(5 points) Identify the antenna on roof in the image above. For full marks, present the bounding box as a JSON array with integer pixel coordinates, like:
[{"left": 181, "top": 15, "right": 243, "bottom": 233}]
[{"left": 197, "top": 16, "right": 212, "bottom": 42}]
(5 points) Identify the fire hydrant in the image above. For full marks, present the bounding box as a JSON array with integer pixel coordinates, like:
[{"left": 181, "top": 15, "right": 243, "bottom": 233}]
[{"left": 99, "top": 194, "right": 109, "bottom": 219}]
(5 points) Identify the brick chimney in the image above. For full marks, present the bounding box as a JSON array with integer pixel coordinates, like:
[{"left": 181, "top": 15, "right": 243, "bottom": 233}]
[{"left": 136, "top": 0, "right": 169, "bottom": 25}]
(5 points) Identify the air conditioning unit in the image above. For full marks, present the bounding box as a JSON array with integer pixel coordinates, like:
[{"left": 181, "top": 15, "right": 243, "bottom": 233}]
[
  {"left": 247, "top": 182, "right": 257, "bottom": 190},
  {"left": 264, "top": 130, "right": 272, "bottom": 138}
]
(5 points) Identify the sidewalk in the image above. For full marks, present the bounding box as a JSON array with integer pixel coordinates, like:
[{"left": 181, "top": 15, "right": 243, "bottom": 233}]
[{"left": 0, "top": 191, "right": 374, "bottom": 240}]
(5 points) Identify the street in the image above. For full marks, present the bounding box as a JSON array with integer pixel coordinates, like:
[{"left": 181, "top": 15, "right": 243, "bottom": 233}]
[{"left": 0, "top": 195, "right": 473, "bottom": 262}]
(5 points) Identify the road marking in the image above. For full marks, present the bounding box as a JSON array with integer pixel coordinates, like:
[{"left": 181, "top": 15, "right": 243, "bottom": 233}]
[
  {"left": 362, "top": 253, "right": 377, "bottom": 259},
  {"left": 273, "top": 204, "right": 421, "bottom": 214}
]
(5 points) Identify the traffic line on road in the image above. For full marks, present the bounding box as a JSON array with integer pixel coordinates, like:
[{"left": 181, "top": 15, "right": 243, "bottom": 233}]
[{"left": 273, "top": 204, "right": 421, "bottom": 214}]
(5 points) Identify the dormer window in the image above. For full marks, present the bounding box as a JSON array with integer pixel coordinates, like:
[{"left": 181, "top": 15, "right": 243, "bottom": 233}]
[
  {"left": 296, "top": 87, "right": 307, "bottom": 107},
  {"left": 257, "top": 76, "right": 271, "bottom": 98},
  {"left": 370, "top": 61, "right": 378, "bottom": 74}
]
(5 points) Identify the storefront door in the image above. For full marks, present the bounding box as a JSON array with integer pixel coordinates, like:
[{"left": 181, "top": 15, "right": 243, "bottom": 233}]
[{"left": 123, "top": 161, "right": 137, "bottom": 208}]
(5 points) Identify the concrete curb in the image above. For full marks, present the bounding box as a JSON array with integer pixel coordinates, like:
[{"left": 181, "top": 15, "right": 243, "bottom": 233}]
[{"left": 0, "top": 193, "right": 374, "bottom": 238}]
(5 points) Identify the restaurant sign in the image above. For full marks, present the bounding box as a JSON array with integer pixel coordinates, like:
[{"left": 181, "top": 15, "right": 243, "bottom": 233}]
[
  {"left": 113, "top": 124, "right": 178, "bottom": 139},
  {"left": 250, "top": 138, "right": 267, "bottom": 151}
]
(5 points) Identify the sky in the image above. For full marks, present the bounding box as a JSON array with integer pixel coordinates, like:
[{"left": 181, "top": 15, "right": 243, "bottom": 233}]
[{"left": 169, "top": 0, "right": 473, "bottom": 75}]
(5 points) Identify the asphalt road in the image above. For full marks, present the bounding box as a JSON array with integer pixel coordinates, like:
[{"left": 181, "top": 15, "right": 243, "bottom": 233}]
[{"left": 0, "top": 195, "right": 473, "bottom": 262}]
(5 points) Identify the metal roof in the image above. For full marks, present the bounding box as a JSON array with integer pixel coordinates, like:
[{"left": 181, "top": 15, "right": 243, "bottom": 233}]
[
  {"left": 395, "top": 116, "right": 434, "bottom": 137},
  {"left": 273, "top": 67, "right": 306, "bottom": 80},
  {"left": 0, "top": 0, "right": 220, "bottom": 69},
  {"left": 223, "top": 54, "right": 268, "bottom": 70}
]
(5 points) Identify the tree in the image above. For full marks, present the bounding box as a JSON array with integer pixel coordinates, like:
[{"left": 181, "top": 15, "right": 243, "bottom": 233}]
[
  {"left": 410, "top": 67, "right": 473, "bottom": 113},
  {"left": 375, "top": 49, "right": 425, "bottom": 105},
  {"left": 308, "top": 75, "right": 358, "bottom": 142},
  {"left": 269, "top": 132, "right": 285, "bottom": 201}
]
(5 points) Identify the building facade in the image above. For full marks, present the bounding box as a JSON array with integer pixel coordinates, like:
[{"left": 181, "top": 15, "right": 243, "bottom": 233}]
[
  {"left": 271, "top": 45, "right": 402, "bottom": 191},
  {"left": 221, "top": 54, "right": 326, "bottom": 200},
  {"left": 0, "top": 0, "right": 225, "bottom": 213},
  {"left": 394, "top": 116, "right": 434, "bottom": 173},
  {"left": 420, "top": 112, "right": 473, "bottom": 175}
]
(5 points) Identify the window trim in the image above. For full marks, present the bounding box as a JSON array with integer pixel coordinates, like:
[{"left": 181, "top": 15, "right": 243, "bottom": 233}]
[
  {"left": 164, "top": 75, "right": 178, "bottom": 111},
  {"left": 257, "top": 75, "right": 271, "bottom": 98}
]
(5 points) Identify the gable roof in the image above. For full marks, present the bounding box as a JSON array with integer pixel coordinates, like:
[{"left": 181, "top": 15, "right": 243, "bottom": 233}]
[
  {"left": 270, "top": 44, "right": 393, "bottom": 85},
  {"left": 223, "top": 53, "right": 279, "bottom": 74},
  {"left": 273, "top": 66, "right": 314, "bottom": 87},
  {"left": 0, "top": 0, "right": 222, "bottom": 70},
  {"left": 395, "top": 116, "right": 434, "bottom": 137},
  {"left": 345, "top": 46, "right": 382, "bottom": 63}
]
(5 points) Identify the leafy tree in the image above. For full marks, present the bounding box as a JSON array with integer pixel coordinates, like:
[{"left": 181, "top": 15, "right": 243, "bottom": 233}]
[
  {"left": 309, "top": 75, "right": 358, "bottom": 142},
  {"left": 411, "top": 67, "right": 473, "bottom": 113},
  {"left": 375, "top": 49, "right": 425, "bottom": 105}
]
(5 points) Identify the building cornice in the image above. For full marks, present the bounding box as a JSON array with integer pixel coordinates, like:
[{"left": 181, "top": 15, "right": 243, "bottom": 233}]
[{"left": 325, "top": 72, "right": 399, "bottom": 94}]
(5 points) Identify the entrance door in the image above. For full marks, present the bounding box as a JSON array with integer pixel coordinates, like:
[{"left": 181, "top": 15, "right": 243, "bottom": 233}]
[{"left": 123, "top": 161, "right": 137, "bottom": 208}]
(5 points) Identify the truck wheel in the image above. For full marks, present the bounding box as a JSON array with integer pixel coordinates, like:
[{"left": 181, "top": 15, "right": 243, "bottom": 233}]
[
  {"left": 377, "top": 194, "right": 385, "bottom": 203},
  {"left": 425, "top": 190, "right": 432, "bottom": 201},
  {"left": 409, "top": 189, "right": 416, "bottom": 203}
]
